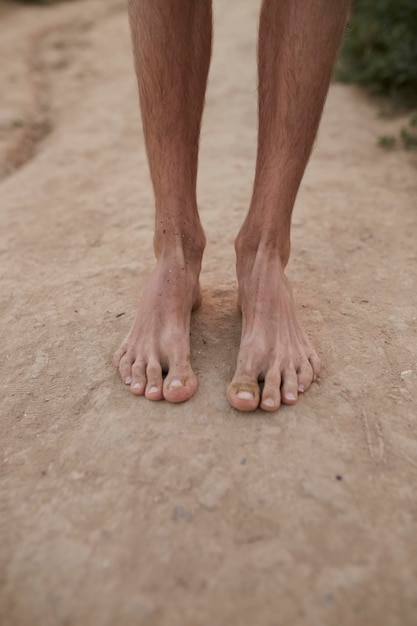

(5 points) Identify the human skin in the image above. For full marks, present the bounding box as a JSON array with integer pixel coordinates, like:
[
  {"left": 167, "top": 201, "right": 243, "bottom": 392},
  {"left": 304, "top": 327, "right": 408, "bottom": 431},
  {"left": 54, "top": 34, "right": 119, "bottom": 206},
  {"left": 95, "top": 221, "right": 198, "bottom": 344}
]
[{"left": 114, "top": 0, "right": 351, "bottom": 411}]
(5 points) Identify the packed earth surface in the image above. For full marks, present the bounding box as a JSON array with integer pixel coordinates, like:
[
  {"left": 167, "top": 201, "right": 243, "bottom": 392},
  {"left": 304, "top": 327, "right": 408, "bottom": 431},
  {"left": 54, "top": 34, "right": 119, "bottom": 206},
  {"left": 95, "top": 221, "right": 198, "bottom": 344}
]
[{"left": 1, "top": 1, "right": 416, "bottom": 625}]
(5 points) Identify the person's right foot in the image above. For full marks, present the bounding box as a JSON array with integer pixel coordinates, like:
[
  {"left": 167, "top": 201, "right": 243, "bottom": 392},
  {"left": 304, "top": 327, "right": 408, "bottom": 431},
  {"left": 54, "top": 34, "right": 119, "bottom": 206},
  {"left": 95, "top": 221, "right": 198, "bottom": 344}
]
[{"left": 113, "top": 249, "right": 202, "bottom": 403}]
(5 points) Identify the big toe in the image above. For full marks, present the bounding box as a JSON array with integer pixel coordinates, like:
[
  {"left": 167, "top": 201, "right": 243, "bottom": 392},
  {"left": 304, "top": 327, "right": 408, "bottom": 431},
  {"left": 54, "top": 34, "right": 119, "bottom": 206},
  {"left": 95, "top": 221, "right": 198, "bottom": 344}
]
[
  {"left": 163, "top": 365, "right": 198, "bottom": 403},
  {"left": 227, "top": 375, "right": 260, "bottom": 412}
]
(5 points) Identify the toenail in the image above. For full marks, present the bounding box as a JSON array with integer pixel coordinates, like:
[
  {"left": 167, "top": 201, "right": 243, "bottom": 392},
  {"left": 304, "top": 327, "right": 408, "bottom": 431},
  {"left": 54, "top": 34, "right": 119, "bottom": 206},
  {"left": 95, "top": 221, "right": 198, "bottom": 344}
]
[
  {"left": 133, "top": 382, "right": 143, "bottom": 390},
  {"left": 286, "top": 392, "right": 296, "bottom": 401},
  {"left": 169, "top": 379, "right": 183, "bottom": 388},
  {"left": 124, "top": 376, "right": 132, "bottom": 385},
  {"left": 298, "top": 384, "right": 305, "bottom": 393},
  {"left": 148, "top": 386, "right": 159, "bottom": 394},
  {"left": 263, "top": 398, "right": 275, "bottom": 408},
  {"left": 237, "top": 391, "right": 253, "bottom": 400}
]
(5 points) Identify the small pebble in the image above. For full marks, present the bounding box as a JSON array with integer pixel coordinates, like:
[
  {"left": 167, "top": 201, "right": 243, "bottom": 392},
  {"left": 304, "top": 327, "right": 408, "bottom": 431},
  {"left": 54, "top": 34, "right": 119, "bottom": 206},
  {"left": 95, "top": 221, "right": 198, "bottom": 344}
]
[{"left": 172, "top": 505, "right": 189, "bottom": 521}]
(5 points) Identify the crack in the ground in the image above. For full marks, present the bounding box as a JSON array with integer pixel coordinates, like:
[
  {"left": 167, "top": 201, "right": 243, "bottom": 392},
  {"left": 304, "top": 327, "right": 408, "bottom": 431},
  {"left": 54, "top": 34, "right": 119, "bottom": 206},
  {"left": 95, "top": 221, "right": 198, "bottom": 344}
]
[{"left": 1, "top": 26, "right": 52, "bottom": 180}]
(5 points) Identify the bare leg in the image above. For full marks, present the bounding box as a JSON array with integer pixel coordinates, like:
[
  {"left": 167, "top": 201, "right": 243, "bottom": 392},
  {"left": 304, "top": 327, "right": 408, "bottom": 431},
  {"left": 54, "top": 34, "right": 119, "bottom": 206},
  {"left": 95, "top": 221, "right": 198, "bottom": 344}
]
[
  {"left": 114, "top": 0, "right": 212, "bottom": 402},
  {"left": 228, "top": 0, "right": 351, "bottom": 411}
]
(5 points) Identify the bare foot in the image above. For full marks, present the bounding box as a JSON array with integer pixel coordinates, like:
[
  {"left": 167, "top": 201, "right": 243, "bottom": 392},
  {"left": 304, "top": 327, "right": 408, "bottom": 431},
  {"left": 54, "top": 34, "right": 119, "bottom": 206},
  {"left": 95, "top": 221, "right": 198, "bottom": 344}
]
[
  {"left": 227, "top": 247, "right": 321, "bottom": 412},
  {"left": 113, "top": 252, "right": 202, "bottom": 403}
]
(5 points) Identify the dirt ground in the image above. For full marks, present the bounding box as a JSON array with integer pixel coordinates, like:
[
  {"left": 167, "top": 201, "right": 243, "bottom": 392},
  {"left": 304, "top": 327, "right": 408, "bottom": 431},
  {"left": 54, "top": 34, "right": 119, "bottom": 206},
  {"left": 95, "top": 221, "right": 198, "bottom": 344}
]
[{"left": 1, "top": 1, "right": 416, "bottom": 625}]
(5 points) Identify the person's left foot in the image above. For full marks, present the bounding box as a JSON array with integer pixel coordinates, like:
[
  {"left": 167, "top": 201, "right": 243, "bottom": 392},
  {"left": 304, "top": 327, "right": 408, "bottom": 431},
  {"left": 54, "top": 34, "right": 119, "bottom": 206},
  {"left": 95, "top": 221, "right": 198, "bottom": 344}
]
[{"left": 227, "top": 246, "right": 321, "bottom": 412}]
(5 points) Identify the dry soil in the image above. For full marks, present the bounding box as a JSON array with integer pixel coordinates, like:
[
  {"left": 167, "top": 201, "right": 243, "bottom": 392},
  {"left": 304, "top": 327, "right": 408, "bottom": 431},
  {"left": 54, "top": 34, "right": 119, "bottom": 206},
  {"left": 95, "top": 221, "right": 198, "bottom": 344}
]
[{"left": 1, "top": 1, "right": 417, "bottom": 625}]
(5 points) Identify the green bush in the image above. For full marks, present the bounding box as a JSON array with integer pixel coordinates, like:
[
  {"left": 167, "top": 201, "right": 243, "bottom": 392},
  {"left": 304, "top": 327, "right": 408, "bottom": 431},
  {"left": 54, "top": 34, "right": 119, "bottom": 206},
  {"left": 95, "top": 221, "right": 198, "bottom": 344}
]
[{"left": 338, "top": 0, "right": 417, "bottom": 108}]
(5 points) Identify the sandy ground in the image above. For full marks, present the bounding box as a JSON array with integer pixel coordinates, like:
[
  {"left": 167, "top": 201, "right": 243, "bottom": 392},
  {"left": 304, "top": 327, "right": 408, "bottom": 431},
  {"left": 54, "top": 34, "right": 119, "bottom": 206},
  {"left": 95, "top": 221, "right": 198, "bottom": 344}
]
[{"left": 1, "top": 1, "right": 417, "bottom": 625}]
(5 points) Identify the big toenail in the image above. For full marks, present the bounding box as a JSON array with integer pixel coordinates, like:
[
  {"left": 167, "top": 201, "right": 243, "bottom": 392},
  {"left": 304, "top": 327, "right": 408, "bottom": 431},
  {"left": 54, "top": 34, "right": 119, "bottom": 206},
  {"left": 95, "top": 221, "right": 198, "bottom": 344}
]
[
  {"left": 263, "top": 398, "right": 275, "bottom": 408},
  {"left": 286, "top": 392, "right": 296, "bottom": 401},
  {"left": 124, "top": 376, "right": 132, "bottom": 384},
  {"left": 169, "top": 380, "right": 183, "bottom": 388},
  {"left": 148, "top": 386, "right": 159, "bottom": 394},
  {"left": 133, "top": 382, "right": 143, "bottom": 390},
  {"left": 298, "top": 384, "right": 305, "bottom": 393},
  {"left": 237, "top": 391, "right": 253, "bottom": 400}
]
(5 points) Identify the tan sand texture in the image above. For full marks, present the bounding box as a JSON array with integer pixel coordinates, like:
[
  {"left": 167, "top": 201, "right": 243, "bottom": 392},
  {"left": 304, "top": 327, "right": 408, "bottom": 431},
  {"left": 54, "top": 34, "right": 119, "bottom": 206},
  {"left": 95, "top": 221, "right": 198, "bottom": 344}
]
[{"left": 1, "top": 1, "right": 417, "bottom": 624}]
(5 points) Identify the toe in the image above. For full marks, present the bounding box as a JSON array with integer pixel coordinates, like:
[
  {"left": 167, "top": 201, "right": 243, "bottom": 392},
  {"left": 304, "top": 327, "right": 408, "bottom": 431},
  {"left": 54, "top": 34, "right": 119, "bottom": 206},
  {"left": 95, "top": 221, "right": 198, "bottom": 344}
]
[
  {"left": 118, "top": 352, "right": 134, "bottom": 385},
  {"left": 113, "top": 345, "right": 127, "bottom": 368},
  {"left": 130, "top": 359, "right": 147, "bottom": 396},
  {"left": 297, "top": 359, "right": 314, "bottom": 393},
  {"left": 145, "top": 361, "right": 164, "bottom": 401},
  {"left": 112, "top": 346, "right": 126, "bottom": 368},
  {"left": 163, "top": 364, "right": 197, "bottom": 403},
  {"left": 260, "top": 372, "right": 281, "bottom": 412},
  {"left": 281, "top": 367, "right": 299, "bottom": 405},
  {"left": 309, "top": 352, "right": 322, "bottom": 381},
  {"left": 227, "top": 371, "right": 260, "bottom": 412}
]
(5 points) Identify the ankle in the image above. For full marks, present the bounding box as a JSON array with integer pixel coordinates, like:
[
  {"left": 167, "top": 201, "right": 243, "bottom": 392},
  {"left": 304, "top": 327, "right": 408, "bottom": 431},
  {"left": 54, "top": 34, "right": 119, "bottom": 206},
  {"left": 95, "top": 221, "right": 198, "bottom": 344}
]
[
  {"left": 235, "top": 229, "right": 290, "bottom": 269},
  {"left": 154, "top": 223, "right": 206, "bottom": 267}
]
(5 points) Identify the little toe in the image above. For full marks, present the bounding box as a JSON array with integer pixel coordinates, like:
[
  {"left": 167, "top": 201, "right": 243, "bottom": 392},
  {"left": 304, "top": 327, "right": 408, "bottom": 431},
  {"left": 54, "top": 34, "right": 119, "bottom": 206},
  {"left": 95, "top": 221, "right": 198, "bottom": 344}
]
[
  {"left": 309, "top": 352, "right": 322, "bottom": 381},
  {"left": 145, "top": 361, "right": 164, "bottom": 401},
  {"left": 260, "top": 372, "right": 281, "bottom": 412},
  {"left": 281, "top": 368, "right": 299, "bottom": 405},
  {"left": 163, "top": 366, "right": 197, "bottom": 403},
  {"left": 118, "top": 353, "right": 134, "bottom": 385},
  {"left": 297, "top": 360, "right": 314, "bottom": 393},
  {"left": 227, "top": 374, "right": 260, "bottom": 412},
  {"left": 113, "top": 345, "right": 127, "bottom": 368}
]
